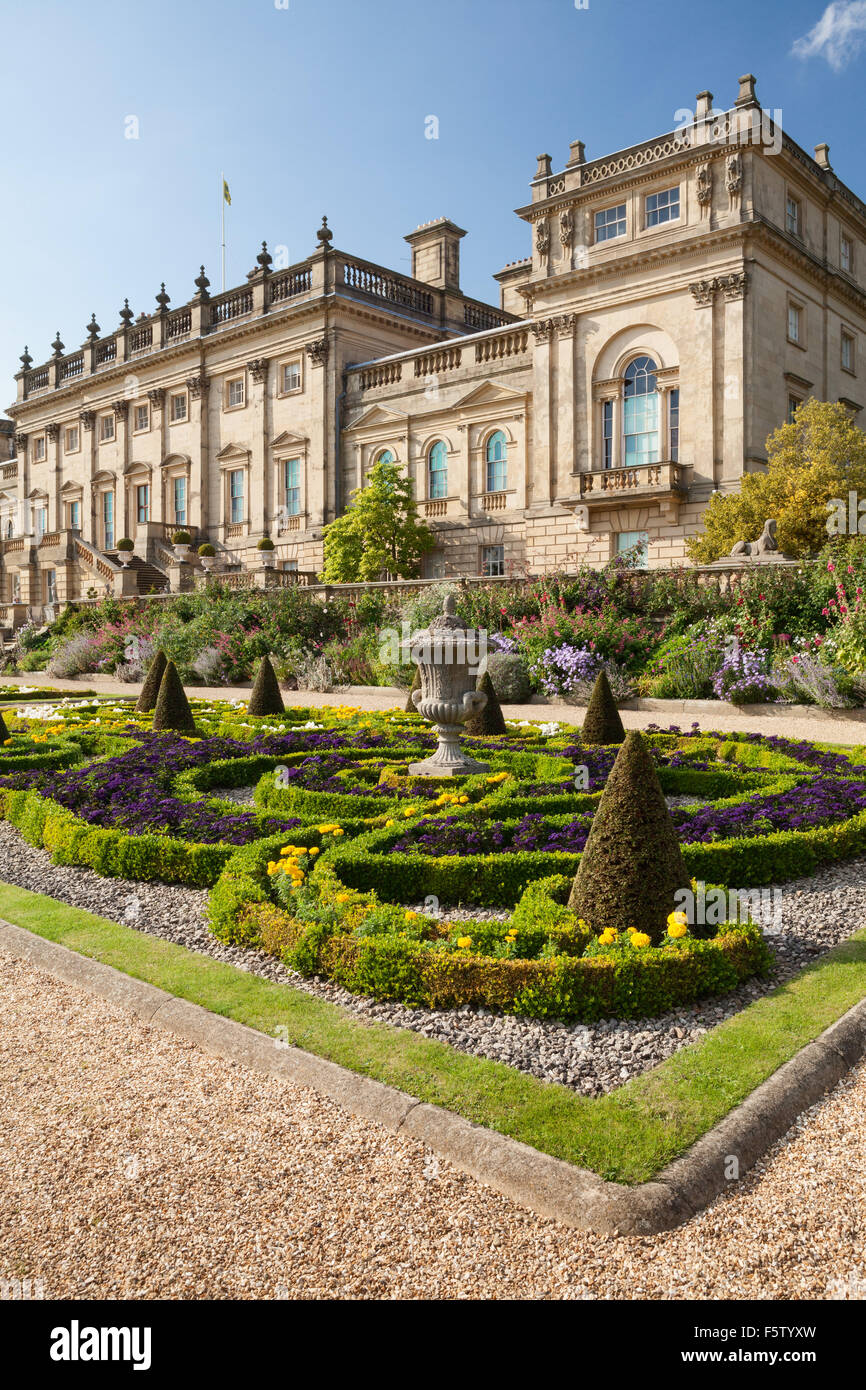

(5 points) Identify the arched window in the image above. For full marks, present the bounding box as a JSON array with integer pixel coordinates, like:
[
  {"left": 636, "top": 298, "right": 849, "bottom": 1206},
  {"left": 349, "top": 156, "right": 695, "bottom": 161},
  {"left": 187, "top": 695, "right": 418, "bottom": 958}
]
[
  {"left": 428, "top": 441, "right": 447, "bottom": 499},
  {"left": 375, "top": 449, "right": 394, "bottom": 467},
  {"left": 623, "top": 357, "right": 660, "bottom": 465},
  {"left": 485, "top": 430, "right": 507, "bottom": 493},
  {"left": 5, "top": 519, "right": 12, "bottom": 539}
]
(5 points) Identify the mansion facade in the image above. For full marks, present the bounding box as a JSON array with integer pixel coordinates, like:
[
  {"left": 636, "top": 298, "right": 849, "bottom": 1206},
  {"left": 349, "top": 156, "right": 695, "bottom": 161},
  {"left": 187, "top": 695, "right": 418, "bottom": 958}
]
[{"left": 3, "top": 73, "right": 866, "bottom": 611}]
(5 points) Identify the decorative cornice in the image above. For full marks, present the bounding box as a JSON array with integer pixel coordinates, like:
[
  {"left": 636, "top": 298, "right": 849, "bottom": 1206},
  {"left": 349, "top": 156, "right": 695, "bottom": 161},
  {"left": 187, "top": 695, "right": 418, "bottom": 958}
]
[
  {"left": 305, "top": 338, "right": 328, "bottom": 365},
  {"left": 186, "top": 375, "right": 210, "bottom": 399}
]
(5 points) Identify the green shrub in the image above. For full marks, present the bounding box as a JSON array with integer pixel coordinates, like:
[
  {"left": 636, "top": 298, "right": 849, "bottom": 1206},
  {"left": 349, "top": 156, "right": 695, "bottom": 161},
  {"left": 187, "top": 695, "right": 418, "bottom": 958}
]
[
  {"left": 247, "top": 655, "right": 284, "bottom": 716},
  {"left": 152, "top": 659, "right": 197, "bottom": 735},
  {"left": 580, "top": 670, "right": 625, "bottom": 745},
  {"left": 485, "top": 650, "right": 531, "bottom": 703},
  {"left": 136, "top": 648, "right": 168, "bottom": 713},
  {"left": 569, "top": 730, "right": 690, "bottom": 941}
]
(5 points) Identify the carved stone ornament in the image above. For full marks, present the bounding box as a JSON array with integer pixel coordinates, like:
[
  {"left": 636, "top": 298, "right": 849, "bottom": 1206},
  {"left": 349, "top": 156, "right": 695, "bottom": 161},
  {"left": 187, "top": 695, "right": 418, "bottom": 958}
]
[
  {"left": 147, "top": 388, "right": 166, "bottom": 409},
  {"left": 535, "top": 218, "right": 551, "bottom": 257},
  {"left": 530, "top": 318, "right": 554, "bottom": 343},
  {"left": 305, "top": 339, "right": 328, "bottom": 366},
  {"left": 689, "top": 279, "right": 717, "bottom": 307},
  {"left": 186, "top": 375, "right": 210, "bottom": 400},
  {"left": 113, "top": 400, "right": 128, "bottom": 420},
  {"left": 46, "top": 422, "right": 60, "bottom": 441},
  {"left": 80, "top": 411, "right": 96, "bottom": 430},
  {"left": 727, "top": 518, "right": 793, "bottom": 563},
  {"left": 247, "top": 358, "right": 269, "bottom": 384},
  {"left": 405, "top": 595, "right": 490, "bottom": 779},
  {"left": 14, "top": 433, "right": 28, "bottom": 451},
  {"left": 559, "top": 207, "right": 574, "bottom": 247},
  {"left": 725, "top": 152, "right": 743, "bottom": 196},
  {"left": 696, "top": 162, "right": 713, "bottom": 207},
  {"left": 718, "top": 271, "right": 748, "bottom": 301},
  {"left": 555, "top": 312, "right": 578, "bottom": 337}
]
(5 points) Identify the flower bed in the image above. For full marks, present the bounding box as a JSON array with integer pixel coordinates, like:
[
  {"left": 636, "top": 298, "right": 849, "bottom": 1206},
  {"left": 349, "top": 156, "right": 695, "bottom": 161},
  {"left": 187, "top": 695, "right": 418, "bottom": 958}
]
[{"left": 5, "top": 699, "right": 866, "bottom": 1022}]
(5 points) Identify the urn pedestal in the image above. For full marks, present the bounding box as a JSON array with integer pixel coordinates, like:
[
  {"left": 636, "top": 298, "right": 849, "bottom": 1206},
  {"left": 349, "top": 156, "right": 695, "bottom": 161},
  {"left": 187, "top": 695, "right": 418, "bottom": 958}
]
[{"left": 406, "top": 595, "right": 489, "bottom": 778}]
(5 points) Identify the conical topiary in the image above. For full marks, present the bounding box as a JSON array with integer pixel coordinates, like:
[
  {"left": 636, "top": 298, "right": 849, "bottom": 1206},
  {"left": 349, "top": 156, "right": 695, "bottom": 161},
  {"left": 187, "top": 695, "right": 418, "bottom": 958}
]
[
  {"left": 464, "top": 670, "right": 507, "bottom": 737},
  {"left": 405, "top": 666, "right": 422, "bottom": 713},
  {"left": 0, "top": 710, "right": 9, "bottom": 745},
  {"left": 152, "top": 659, "right": 197, "bottom": 735},
  {"left": 136, "top": 648, "right": 168, "bottom": 713},
  {"left": 568, "top": 730, "right": 690, "bottom": 943},
  {"left": 581, "top": 669, "right": 625, "bottom": 745},
  {"left": 247, "top": 655, "right": 284, "bottom": 716}
]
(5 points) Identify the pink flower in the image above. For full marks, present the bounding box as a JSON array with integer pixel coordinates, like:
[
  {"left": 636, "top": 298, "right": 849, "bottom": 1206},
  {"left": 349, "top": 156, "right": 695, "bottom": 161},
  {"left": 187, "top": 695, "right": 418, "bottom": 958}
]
[{"left": 828, "top": 562, "right": 835, "bottom": 571}]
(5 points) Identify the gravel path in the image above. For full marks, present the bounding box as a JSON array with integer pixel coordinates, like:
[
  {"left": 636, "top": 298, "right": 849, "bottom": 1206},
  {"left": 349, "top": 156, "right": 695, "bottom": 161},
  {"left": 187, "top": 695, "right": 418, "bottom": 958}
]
[
  {"left": 1, "top": 949, "right": 864, "bottom": 1300},
  {"left": 0, "top": 821, "right": 863, "bottom": 1096}
]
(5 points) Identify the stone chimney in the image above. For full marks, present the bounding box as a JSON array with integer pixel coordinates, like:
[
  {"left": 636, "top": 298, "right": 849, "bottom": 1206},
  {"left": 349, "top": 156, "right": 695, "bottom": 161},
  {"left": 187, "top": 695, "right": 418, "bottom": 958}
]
[
  {"left": 815, "top": 142, "right": 832, "bottom": 169},
  {"left": 695, "top": 90, "right": 714, "bottom": 120},
  {"left": 404, "top": 218, "right": 467, "bottom": 292}
]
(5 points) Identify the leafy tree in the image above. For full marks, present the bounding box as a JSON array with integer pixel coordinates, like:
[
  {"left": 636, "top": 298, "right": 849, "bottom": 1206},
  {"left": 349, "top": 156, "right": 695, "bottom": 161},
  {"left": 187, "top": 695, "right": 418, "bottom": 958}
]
[
  {"left": 321, "top": 460, "right": 434, "bottom": 581},
  {"left": 687, "top": 399, "right": 866, "bottom": 562}
]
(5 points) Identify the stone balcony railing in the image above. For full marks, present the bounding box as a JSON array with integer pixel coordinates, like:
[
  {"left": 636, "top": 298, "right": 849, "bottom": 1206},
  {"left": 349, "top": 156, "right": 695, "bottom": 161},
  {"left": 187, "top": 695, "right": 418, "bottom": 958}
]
[
  {"left": 17, "top": 247, "right": 516, "bottom": 402},
  {"left": 579, "top": 461, "right": 688, "bottom": 503},
  {"left": 351, "top": 323, "right": 530, "bottom": 399}
]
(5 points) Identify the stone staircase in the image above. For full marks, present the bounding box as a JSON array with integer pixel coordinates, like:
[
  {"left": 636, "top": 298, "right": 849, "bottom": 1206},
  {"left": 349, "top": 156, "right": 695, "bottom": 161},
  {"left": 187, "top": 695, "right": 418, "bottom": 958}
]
[{"left": 112, "top": 556, "right": 170, "bottom": 594}]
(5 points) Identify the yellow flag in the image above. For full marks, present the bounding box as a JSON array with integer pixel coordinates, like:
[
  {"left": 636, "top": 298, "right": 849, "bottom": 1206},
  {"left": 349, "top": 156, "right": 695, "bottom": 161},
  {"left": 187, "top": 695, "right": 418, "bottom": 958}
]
[{"left": 223, "top": 179, "right": 231, "bottom": 206}]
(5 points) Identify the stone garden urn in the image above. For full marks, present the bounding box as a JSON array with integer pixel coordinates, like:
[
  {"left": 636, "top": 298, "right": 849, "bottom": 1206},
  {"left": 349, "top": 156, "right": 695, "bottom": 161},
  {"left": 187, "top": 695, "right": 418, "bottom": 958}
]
[{"left": 407, "top": 595, "right": 489, "bottom": 777}]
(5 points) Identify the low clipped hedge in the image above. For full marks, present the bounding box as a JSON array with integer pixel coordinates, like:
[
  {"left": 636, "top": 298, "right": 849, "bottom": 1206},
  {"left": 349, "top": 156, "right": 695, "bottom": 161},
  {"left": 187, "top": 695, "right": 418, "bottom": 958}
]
[
  {"left": 232, "top": 895, "right": 770, "bottom": 1022},
  {"left": 0, "top": 738, "right": 84, "bottom": 772},
  {"left": 3, "top": 788, "right": 235, "bottom": 888}
]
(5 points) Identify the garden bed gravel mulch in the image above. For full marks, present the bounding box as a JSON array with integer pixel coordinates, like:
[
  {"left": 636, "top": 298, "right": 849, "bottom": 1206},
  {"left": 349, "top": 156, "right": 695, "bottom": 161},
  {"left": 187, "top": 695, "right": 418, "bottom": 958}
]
[{"left": 1, "top": 821, "right": 865, "bottom": 1096}]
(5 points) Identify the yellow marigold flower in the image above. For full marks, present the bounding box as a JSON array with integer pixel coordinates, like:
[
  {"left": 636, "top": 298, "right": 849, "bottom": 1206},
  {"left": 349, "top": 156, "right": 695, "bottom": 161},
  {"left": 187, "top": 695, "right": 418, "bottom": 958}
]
[
  {"left": 667, "top": 910, "right": 688, "bottom": 930},
  {"left": 332, "top": 827, "right": 344, "bottom": 836},
  {"left": 598, "top": 928, "right": 617, "bottom": 946},
  {"left": 405, "top": 910, "right": 418, "bottom": 921},
  {"left": 456, "top": 937, "right": 471, "bottom": 949},
  {"left": 631, "top": 932, "right": 652, "bottom": 949},
  {"left": 308, "top": 847, "right": 319, "bottom": 856},
  {"left": 385, "top": 819, "right": 396, "bottom": 827},
  {"left": 335, "top": 892, "right": 352, "bottom": 903},
  {"left": 458, "top": 795, "right": 468, "bottom": 804},
  {"left": 668, "top": 921, "right": 688, "bottom": 939}
]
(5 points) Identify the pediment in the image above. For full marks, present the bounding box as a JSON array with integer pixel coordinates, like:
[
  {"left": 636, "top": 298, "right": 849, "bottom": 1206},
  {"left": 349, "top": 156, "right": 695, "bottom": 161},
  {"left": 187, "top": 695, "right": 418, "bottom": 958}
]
[
  {"left": 452, "top": 381, "right": 527, "bottom": 410},
  {"left": 60, "top": 479, "right": 84, "bottom": 494},
  {"left": 216, "top": 442, "right": 251, "bottom": 463},
  {"left": 270, "top": 430, "right": 308, "bottom": 449},
  {"left": 346, "top": 404, "right": 409, "bottom": 430}
]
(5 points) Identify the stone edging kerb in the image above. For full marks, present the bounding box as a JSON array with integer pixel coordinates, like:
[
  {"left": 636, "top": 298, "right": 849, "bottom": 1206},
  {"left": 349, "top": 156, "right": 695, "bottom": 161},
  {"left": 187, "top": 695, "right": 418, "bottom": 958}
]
[{"left": 2, "top": 917, "right": 864, "bottom": 1235}]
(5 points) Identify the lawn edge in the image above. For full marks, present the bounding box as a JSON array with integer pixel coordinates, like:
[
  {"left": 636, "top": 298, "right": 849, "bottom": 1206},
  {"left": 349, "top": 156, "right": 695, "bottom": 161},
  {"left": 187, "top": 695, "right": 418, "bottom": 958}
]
[{"left": 2, "top": 914, "right": 865, "bottom": 1235}]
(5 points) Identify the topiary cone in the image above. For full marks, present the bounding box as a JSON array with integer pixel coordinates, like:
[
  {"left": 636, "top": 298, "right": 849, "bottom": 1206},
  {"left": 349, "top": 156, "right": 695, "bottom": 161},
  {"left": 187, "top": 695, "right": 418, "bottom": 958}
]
[
  {"left": 581, "top": 669, "right": 625, "bottom": 745},
  {"left": 0, "top": 710, "right": 9, "bottom": 745},
  {"left": 405, "top": 666, "right": 422, "bottom": 713},
  {"left": 248, "top": 655, "right": 284, "bottom": 716},
  {"left": 136, "top": 648, "right": 168, "bottom": 713},
  {"left": 464, "top": 670, "right": 507, "bottom": 737},
  {"left": 152, "top": 659, "right": 197, "bottom": 735},
  {"left": 568, "top": 730, "right": 690, "bottom": 943}
]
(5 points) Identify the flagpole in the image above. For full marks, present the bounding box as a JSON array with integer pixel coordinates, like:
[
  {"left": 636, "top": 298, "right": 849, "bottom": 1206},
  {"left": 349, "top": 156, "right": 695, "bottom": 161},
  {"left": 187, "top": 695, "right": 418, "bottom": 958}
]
[{"left": 220, "top": 171, "right": 226, "bottom": 292}]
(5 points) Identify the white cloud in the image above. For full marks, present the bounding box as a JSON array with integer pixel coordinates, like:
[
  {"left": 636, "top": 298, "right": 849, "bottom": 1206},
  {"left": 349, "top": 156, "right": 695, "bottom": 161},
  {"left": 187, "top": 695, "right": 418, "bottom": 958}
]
[{"left": 792, "top": 1, "right": 866, "bottom": 69}]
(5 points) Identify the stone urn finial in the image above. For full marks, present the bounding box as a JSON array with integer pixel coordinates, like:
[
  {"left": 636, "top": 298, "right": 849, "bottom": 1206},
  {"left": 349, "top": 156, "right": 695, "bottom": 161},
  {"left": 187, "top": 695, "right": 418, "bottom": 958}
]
[{"left": 407, "top": 595, "right": 490, "bottom": 778}]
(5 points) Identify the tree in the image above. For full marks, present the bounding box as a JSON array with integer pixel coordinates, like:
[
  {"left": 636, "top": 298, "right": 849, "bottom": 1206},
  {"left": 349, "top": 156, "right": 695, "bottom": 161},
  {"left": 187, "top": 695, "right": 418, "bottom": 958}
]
[
  {"left": 687, "top": 399, "right": 866, "bottom": 562},
  {"left": 581, "top": 669, "right": 625, "bottom": 745},
  {"left": 247, "top": 654, "right": 284, "bottom": 716},
  {"left": 136, "top": 648, "right": 168, "bottom": 713},
  {"left": 568, "top": 731, "right": 691, "bottom": 942},
  {"left": 321, "top": 459, "right": 435, "bottom": 582},
  {"left": 152, "top": 659, "right": 197, "bottom": 735}
]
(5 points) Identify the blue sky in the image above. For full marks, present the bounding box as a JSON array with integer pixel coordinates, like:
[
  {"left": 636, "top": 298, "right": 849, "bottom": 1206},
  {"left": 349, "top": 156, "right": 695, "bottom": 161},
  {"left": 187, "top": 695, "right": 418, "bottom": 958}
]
[{"left": 2, "top": 0, "right": 864, "bottom": 401}]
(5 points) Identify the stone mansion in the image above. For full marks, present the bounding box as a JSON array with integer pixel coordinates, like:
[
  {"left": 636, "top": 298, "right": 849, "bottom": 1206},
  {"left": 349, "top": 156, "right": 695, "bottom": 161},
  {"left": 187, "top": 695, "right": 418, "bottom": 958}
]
[{"left": 3, "top": 72, "right": 865, "bottom": 610}]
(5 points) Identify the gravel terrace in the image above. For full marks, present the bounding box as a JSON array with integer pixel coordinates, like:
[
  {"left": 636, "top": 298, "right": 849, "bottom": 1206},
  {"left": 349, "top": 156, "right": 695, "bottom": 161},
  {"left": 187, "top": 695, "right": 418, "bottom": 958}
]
[
  {"left": 0, "top": 820, "right": 863, "bottom": 1095},
  {"left": 1, "top": 949, "right": 864, "bottom": 1300}
]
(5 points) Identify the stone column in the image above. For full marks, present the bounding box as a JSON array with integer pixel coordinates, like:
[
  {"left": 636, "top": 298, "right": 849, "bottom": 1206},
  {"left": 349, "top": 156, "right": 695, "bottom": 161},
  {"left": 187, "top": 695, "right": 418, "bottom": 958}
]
[
  {"left": 247, "top": 358, "right": 269, "bottom": 536},
  {"left": 530, "top": 319, "right": 554, "bottom": 508}
]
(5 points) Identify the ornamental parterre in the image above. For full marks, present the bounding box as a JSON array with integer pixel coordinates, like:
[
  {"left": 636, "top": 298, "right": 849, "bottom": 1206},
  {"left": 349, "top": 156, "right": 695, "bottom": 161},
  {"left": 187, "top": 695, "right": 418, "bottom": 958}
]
[{"left": 3, "top": 695, "right": 866, "bottom": 1022}]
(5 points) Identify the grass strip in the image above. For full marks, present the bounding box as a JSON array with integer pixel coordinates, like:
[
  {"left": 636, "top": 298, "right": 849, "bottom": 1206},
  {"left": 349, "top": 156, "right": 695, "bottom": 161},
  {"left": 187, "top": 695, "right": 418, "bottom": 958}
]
[{"left": 0, "top": 880, "right": 864, "bottom": 1185}]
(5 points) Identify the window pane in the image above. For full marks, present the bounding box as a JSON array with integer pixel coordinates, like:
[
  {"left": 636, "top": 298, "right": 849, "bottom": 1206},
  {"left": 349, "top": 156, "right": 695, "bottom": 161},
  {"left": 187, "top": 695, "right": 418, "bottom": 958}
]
[
  {"left": 485, "top": 431, "right": 507, "bottom": 492},
  {"left": 283, "top": 362, "right": 301, "bottom": 391},
  {"left": 594, "top": 203, "right": 627, "bottom": 242},
  {"left": 230, "top": 470, "right": 244, "bottom": 523},
  {"left": 174, "top": 477, "right": 187, "bottom": 524},
  {"left": 646, "top": 187, "right": 680, "bottom": 227},
  {"left": 428, "top": 441, "right": 447, "bottom": 499},
  {"left": 482, "top": 545, "right": 505, "bottom": 577},
  {"left": 284, "top": 458, "right": 300, "bottom": 515},
  {"left": 617, "top": 531, "right": 649, "bottom": 567},
  {"left": 602, "top": 400, "right": 613, "bottom": 468},
  {"left": 669, "top": 388, "right": 680, "bottom": 462}
]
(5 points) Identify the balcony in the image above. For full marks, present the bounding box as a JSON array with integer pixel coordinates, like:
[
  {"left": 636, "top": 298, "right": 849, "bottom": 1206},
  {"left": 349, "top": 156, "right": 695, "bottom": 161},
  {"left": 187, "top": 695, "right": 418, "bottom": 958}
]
[{"left": 578, "top": 461, "right": 688, "bottom": 512}]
